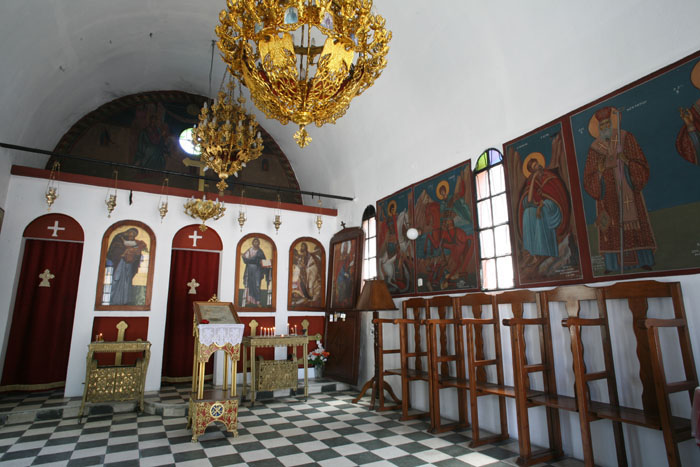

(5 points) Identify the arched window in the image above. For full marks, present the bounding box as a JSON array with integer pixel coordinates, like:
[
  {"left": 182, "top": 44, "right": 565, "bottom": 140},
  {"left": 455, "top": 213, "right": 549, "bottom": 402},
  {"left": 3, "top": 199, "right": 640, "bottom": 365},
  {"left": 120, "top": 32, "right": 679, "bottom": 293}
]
[
  {"left": 474, "top": 148, "right": 514, "bottom": 290},
  {"left": 361, "top": 205, "right": 377, "bottom": 282}
]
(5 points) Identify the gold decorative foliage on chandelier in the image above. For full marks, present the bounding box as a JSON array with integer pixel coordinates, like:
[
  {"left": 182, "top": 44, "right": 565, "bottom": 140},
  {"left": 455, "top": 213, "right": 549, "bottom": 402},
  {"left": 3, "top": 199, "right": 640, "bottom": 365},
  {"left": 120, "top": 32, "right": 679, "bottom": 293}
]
[
  {"left": 216, "top": 0, "right": 391, "bottom": 147},
  {"left": 184, "top": 195, "right": 226, "bottom": 231},
  {"left": 192, "top": 77, "right": 263, "bottom": 191}
]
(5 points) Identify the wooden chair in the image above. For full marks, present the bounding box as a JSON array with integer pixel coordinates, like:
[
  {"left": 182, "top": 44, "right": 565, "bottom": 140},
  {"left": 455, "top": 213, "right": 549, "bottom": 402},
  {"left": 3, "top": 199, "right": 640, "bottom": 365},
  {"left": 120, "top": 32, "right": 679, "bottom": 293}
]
[
  {"left": 424, "top": 295, "right": 468, "bottom": 433},
  {"left": 563, "top": 281, "right": 698, "bottom": 467},
  {"left": 500, "top": 290, "right": 564, "bottom": 466},
  {"left": 394, "top": 298, "right": 430, "bottom": 422},
  {"left": 455, "top": 292, "right": 509, "bottom": 447}
]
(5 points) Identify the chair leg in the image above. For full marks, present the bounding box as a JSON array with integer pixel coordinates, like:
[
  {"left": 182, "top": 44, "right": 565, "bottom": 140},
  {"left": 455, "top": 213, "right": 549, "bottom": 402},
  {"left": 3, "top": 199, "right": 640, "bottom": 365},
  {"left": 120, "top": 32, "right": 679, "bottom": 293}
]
[
  {"left": 569, "top": 326, "right": 595, "bottom": 467},
  {"left": 468, "top": 388, "right": 481, "bottom": 447},
  {"left": 611, "top": 420, "right": 628, "bottom": 467}
]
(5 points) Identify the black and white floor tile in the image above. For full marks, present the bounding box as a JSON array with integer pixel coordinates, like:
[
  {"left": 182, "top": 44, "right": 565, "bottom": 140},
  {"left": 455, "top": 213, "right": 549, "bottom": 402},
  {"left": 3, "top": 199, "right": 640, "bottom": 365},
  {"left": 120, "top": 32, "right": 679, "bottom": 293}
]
[{"left": 0, "top": 387, "right": 584, "bottom": 466}]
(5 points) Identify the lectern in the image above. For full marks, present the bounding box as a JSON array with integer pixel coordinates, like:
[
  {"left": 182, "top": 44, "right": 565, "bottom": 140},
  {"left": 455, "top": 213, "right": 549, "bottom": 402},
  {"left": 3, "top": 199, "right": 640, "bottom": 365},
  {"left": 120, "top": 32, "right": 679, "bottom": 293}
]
[{"left": 187, "top": 301, "right": 244, "bottom": 442}]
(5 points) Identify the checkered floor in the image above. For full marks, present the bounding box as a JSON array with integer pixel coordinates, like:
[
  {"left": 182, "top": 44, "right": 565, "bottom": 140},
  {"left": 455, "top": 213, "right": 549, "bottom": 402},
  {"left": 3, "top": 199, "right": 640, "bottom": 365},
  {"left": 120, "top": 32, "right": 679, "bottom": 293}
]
[
  {"left": 0, "top": 388, "right": 584, "bottom": 466},
  {"left": 0, "top": 381, "right": 214, "bottom": 415}
]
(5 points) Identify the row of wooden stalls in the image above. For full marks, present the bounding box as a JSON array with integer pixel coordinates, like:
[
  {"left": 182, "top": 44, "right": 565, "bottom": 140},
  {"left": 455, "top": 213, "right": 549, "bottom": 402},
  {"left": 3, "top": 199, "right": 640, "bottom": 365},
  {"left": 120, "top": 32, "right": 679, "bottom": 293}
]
[{"left": 369, "top": 280, "right": 697, "bottom": 467}]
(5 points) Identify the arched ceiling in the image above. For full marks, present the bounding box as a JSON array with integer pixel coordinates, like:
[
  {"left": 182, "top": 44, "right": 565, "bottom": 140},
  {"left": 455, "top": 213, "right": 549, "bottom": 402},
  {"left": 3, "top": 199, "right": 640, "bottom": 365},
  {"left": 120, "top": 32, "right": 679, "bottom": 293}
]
[{"left": 2, "top": 1, "right": 700, "bottom": 215}]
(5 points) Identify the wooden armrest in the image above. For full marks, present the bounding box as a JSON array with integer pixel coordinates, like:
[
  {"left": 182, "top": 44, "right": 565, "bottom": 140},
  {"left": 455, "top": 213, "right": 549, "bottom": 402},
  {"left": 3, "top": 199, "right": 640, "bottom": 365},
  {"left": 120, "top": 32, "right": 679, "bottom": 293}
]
[
  {"left": 502, "top": 317, "right": 547, "bottom": 326},
  {"left": 373, "top": 318, "right": 397, "bottom": 324},
  {"left": 638, "top": 318, "right": 686, "bottom": 329},
  {"left": 424, "top": 318, "right": 462, "bottom": 325},
  {"left": 393, "top": 318, "right": 423, "bottom": 324},
  {"left": 561, "top": 317, "right": 606, "bottom": 327},
  {"left": 460, "top": 318, "right": 496, "bottom": 325}
]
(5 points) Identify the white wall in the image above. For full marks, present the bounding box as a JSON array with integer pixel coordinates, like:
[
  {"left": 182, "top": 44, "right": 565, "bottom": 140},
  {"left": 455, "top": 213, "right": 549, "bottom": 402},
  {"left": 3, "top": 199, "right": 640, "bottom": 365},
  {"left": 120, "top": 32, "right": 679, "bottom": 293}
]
[{"left": 0, "top": 173, "right": 337, "bottom": 397}]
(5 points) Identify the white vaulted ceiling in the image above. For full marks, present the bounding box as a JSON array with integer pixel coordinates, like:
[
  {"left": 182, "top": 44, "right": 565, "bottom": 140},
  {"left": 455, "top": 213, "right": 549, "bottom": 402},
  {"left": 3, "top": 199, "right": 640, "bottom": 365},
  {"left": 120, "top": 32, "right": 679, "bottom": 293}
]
[{"left": 1, "top": 1, "right": 700, "bottom": 218}]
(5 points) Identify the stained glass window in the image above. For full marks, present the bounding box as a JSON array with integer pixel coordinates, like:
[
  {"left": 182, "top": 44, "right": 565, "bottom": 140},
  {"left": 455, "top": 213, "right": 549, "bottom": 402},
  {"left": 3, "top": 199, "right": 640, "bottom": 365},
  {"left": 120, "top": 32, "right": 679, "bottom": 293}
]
[{"left": 474, "top": 148, "right": 513, "bottom": 290}]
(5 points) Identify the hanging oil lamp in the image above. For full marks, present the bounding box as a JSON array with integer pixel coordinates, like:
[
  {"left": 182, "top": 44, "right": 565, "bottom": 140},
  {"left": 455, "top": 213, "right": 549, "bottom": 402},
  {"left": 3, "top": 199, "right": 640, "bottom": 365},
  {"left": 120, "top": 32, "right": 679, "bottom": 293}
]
[
  {"left": 105, "top": 170, "right": 118, "bottom": 218},
  {"left": 45, "top": 161, "right": 60, "bottom": 211}
]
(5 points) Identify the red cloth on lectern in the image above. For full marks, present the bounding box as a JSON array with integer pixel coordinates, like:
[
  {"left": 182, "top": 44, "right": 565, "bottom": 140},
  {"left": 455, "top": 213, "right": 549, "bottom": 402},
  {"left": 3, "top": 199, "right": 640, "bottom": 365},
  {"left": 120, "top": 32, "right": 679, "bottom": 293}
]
[
  {"left": 161, "top": 249, "right": 220, "bottom": 379},
  {"left": 1, "top": 239, "right": 83, "bottom": 388}
]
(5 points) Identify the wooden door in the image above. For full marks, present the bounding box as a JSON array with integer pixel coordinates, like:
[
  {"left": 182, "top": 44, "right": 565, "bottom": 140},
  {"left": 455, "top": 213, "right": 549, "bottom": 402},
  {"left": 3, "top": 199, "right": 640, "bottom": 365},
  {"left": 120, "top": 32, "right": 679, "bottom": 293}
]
[
  {"left": 324, "top": 227, "right": 365, "bottom": 385},
  {"left": 324, "top": 311, "right": 361, "bottom": 384}
]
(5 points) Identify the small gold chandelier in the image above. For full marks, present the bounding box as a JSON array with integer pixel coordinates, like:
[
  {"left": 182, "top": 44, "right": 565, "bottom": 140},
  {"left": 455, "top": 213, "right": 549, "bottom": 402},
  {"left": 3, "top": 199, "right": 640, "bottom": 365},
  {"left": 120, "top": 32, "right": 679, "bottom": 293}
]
[
  {"left": 192, "top": 76, "right": 264, "bottom": 191},
  {"left": 184, "top": 195, "right": 226, "bottom": 231},
  {"left": 216, "top": 0, "right": 391, "bottom": 148}
]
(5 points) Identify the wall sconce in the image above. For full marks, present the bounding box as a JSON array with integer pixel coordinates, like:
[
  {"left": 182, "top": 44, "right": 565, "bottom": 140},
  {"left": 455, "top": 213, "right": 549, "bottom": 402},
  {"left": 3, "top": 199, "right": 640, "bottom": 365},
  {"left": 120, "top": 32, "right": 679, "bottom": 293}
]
[
  {"left": 406, "top": 227, "right": 420, "bottom": 240},
  {"left": 45, "top": 161, "right": 60, "bottom": 211}
]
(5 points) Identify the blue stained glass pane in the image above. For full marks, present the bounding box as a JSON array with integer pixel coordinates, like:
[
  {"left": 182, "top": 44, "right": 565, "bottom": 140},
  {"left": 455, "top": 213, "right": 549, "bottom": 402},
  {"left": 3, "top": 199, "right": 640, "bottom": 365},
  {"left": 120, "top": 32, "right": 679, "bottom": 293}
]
[
  {"left": 475, "top": 152, "right": 488, "bottom": 171},
  {"left": 488, "top": 148, "right": 503, "bottom": 165},
  {"left": 284, "top": 7, "right": 299, "bottom": 24}
]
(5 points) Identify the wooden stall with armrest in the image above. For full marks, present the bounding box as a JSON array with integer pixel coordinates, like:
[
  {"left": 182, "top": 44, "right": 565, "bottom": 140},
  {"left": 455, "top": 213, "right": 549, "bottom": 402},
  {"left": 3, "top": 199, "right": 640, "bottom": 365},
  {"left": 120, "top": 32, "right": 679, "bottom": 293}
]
[{"left": 563, "top": 281, "right": 698, "bottom": 467}]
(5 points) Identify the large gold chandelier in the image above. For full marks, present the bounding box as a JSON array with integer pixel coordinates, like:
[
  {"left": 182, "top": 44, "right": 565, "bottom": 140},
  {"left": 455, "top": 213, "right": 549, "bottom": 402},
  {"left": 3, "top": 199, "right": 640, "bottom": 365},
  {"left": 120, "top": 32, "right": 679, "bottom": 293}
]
[
  {"left": 216, "top": 0, "right": 391, "bottom": 147},
  {"left": 192, "top": 76, "right": 264, "bottom": 191}
]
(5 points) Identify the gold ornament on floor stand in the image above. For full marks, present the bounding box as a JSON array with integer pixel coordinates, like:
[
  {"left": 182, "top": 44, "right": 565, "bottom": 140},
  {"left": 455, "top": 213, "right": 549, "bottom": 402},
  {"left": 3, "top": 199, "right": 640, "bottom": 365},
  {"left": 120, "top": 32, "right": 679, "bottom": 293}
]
[
  {"left": 237, "top": 188, "right": 247, "bottom": 232},
  {"left": 184, "top": 195, "right": 226, "bottom": 232},
  {"left": 216, "top": 0, "right": 392, "bottom": 147},
  {"left": 105, "top": 170, "right": 118, "bottom": 218},
  {"left": 273, "top": 193, "right": 282, "bottom": 234},
  {"left": 158, "top": 178, "right": 169, "bottom": 222},
  {"left": 45, "top": 161, "right": 60, "bottom": 211},
  {"left": 191, "top": 74, "right": 264, "bottom": 192}
]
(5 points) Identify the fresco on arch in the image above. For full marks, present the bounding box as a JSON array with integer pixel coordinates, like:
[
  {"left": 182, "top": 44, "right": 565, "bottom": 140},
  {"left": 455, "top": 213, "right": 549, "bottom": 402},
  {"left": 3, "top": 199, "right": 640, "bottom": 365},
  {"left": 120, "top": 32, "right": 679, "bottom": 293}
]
[{"left": 47, "top": 91, "right": 302, "bottom": 203}]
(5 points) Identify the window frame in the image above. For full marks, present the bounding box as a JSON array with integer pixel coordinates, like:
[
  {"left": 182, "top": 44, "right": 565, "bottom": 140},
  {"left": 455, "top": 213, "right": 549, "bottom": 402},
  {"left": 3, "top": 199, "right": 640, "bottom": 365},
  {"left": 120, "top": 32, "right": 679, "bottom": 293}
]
[
  {"left": 361, "top": 205, "right": 377, "bottom": 284},
  {"left": 474, "top": 148, "right": 514, "bottom": 291}
]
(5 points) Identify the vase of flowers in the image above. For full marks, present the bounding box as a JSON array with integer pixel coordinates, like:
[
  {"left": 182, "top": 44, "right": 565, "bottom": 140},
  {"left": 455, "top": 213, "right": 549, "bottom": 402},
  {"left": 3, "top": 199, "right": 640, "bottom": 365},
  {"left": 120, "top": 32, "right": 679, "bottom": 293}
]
[{"left": 308, "top": 341, "right": 330, "bottom": 379}]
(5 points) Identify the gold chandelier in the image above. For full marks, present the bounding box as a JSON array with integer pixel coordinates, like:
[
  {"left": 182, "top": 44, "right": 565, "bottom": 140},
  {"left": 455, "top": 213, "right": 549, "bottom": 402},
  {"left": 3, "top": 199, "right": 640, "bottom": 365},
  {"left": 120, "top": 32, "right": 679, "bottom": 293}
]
[
  {"left": 192, "top": 76, "right": 264, "bottom": 191},
  {"left": 184, "top": 195, "right": 227, "bottom": 231},
  {"left": 216, "top": 0, "right": 391, "bottom": 147}
]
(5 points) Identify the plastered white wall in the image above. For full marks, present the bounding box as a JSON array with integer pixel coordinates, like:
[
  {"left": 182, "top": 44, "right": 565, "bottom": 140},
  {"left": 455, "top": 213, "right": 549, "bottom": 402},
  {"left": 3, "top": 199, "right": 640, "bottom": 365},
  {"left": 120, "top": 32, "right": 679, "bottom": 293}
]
[{"left": 0, "top": 173, "right": 336, "bottom": 397}]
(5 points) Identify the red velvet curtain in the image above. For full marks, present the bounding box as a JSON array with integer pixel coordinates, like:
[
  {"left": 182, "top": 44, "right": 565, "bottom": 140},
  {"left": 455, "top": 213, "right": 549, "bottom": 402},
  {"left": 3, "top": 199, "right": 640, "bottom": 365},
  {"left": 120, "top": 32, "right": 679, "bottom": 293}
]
[
  {"left": 161, "top": 249, "right": 219, "bottom": 379},
  {"left": 1, "top": 239, "right": 83, "bottom": 389}
]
